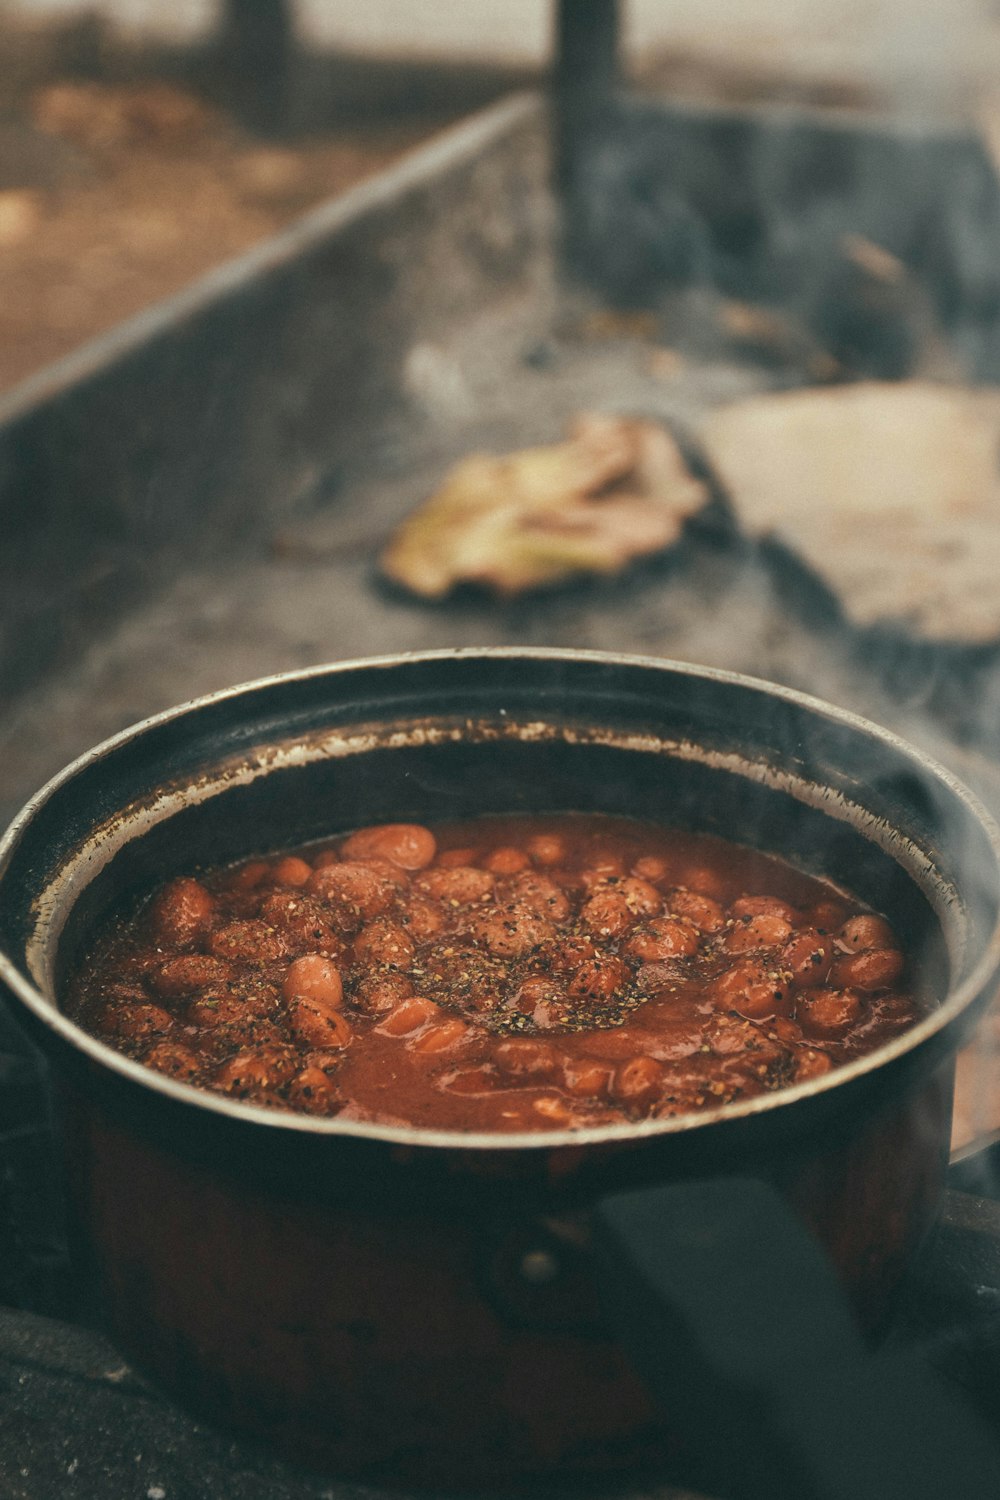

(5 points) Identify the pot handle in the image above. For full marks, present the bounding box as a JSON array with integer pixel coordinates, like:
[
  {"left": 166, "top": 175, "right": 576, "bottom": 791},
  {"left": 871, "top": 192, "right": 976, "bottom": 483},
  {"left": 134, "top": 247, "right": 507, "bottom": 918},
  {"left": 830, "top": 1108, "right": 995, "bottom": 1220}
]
[{"left": 592, "top": 1176, "right": 1000, "bottom": 1500}]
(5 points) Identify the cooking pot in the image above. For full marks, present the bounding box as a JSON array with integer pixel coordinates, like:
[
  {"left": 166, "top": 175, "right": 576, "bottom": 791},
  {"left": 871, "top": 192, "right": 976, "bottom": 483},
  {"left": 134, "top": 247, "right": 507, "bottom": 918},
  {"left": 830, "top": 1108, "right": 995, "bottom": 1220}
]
[{"left": 1, "top": 648, "right": 999, "bottom": 1483}]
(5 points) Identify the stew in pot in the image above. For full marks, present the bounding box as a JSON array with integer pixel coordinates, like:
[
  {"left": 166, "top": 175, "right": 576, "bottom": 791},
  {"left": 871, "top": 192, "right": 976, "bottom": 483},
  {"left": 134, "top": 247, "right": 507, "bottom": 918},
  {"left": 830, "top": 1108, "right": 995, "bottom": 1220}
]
[{"left": 66, "top": 815, "right": 922, "bottom": 1131}]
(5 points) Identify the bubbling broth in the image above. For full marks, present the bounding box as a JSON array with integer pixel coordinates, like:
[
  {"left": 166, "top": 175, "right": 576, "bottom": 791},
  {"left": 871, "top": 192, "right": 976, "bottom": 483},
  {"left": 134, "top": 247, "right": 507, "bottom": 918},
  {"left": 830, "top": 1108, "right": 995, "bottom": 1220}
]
[{"left": 66, "top": 814, "right": 923, "bottom": 1131}]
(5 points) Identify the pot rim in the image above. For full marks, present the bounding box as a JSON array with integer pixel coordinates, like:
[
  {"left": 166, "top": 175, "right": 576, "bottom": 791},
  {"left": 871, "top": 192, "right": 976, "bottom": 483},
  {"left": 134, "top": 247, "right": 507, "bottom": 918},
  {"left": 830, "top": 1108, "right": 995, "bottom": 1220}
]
[{"left": 3, "top": 645, "right": 1000, "bottom": 1151}]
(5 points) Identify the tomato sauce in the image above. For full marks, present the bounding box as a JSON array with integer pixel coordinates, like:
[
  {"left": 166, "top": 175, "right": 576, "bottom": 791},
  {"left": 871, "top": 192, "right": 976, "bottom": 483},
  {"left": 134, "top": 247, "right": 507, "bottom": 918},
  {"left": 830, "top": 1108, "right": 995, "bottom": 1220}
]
[{"left": 66, "top": 815, "right": 922, "bottom": 1132}]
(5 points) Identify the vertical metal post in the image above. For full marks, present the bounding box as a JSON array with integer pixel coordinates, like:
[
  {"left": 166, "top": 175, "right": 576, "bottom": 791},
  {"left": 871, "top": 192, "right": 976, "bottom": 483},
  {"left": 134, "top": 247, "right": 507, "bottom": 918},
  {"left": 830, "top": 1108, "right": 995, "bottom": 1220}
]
[{"left": 553, "top": 0, "right": 621, "bottom": 183}]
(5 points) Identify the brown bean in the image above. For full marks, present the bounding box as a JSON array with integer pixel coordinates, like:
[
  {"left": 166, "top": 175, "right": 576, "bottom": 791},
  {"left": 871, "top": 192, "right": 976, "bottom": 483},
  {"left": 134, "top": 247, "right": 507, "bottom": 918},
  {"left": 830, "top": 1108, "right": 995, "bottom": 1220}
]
[
  {"left": 809, "top": 899, "right": 849, "bottom": 932},
  {"left": 97, "top": 1002, "right": 174, "bottom": 1042},
  {"left": 711, "top": 959, "right": 787, "bottom": 1019},
  {"left": 550, "top": 935, "right": 598, "bottom": 970},
  {"left": 436, "top": 847, "right": 479, "bottom": 868},
  {"left": 494, "top": 1038, "right": 560, "bottom": 1081},
  {"left": 837, "top": 913, "right": 897, "bottom": 953},
  {"left": 398, "top": 896, "right": 447, "bottom": 943},
  {"left": 632, "top": 854, "right": 671, "bottom": 883},
  {"left": 624, "top": 918, "right": 699, "bottom": 961},
  {"left": 307, "top": 861, "right": 397, "bottom": 925},
  {"left": 482, "top": 846, "right": 531, "bottom": 875},
  {"left": 723, "top": 914, "right": 793, "bottom": 954},
  {"left": 142, "top": 1040, "right": 202, "bottom": 1081},
  {"left": 665, "top": 888, "right": 725, "bottom": 931},
  {"left": 780, "top": 928, "right": 833, "bottom": 986},
  {"left": 341, "top": 822, "right": 437, "bottom": 870},
  {"left": 562, "top": 1059, "right": 615, "bottom": 1099},
  {"left": 471, "top": 909, "right": 556, "bottom": 958},
  {"left": 579, "top": 857, "right": 627, "bottom": 891},
  {"left": 798, "top": 987, "right": 864, "bottom": 1037},
  {"left": 443, "top": 1067, "right": 497, "bottom": 1095},
  {"left": 223, "top": 860, "right": 271, "bottom": 892},
  {"left": 213, "top": 1046, "right": 298, "bottom": 1096},
  {"left": 704, "top": 1015, "right": 755, "bottom": 1056},
  {"left": 416, "top": 866, "right": 495, "bottom": 906},
  {"left": 282, "top": 954, "right": 343, "bottom": 1008},
  {"left": 532, "top": 1096, "right": 579, "bottom": 1126},
  {"left": 353, "top": 918, "right": 415, "bottom": 968},
  {"left": 287, "top": 998, "right": 353, "bottom": 1050},
  {"left": 258, "top": 890, "right": 343, "bottom": 958},
  {"left": 410, "top": 1018, "right": 470, "bottom": 1054},
  {"left": 271, "top": 855, "right": 312, "bottom": 888},
  {"left": 210, "top": 921, "right": 289, "bottom": 964},
  {"left": 795, "top": 1047, "right": 834, "bottom": 1081},
  {"left": 613, "top": 1055, "right": 665, "bottom": 1105},
  {"left": 580, "top": 890, "right": 634, "bottom": 938},
  {"left": 287, "top": 1066, "right": 342, "bottom": 1113},
  {"left": 151, "top": 954, "right": 233, "bottom": 998},
  {"left": 567, "top": 954, "right": 628, "bottom": 1001},
  {"left": 526, "top": 833, "right": 566, "bottom": 866},
  {"left": 731, "top": 895, "right": 798, "bottom": 923},
  {"left": 187, "top": 989, "right": 267, "bottom": 1027},
  {"left": 619, "top": 877, "right": 663, "bottom": 918},
  {"left": 831, "top": 948, "right": 904, "bottom": 991},
  {"left": 147, "top": 877, "right": 215, "bottom": 950},
  {"left": 502, "top": 871, "right": 571, "bottom": 922},
  {"left": 378, "top": 996, "right": 441, "bottom": 1036},
  {"left": 353, "top": 971, "right": 414, "bottom": 1014}
]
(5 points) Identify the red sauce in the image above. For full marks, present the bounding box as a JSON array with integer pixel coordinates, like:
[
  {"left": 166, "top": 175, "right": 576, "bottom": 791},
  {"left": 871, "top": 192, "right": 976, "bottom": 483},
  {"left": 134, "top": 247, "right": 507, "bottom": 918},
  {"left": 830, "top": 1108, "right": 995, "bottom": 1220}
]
[{"left": 66, "top": 815, "right": 922, "bottom": 1132}]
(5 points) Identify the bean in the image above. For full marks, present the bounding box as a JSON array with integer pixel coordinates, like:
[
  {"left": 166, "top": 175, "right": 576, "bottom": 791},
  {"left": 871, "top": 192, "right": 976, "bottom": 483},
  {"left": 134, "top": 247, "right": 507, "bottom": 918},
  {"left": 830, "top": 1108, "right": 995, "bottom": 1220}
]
[
  {"left": 798, "top": 987, "right": 863, "bottom": 1037},
  {"left": 341, "top": 822, "right": 437, "bottom": 870},
  {"left": 532, "top": 1096, "right": 578, "bottom": 1125},
  {"left": 795, "top": 1048, "right": 834, "bottom": 1082},
  {"left": 353, "top": 918, "right": 415, "bottom": 968},
  {"left": 287, "top": 1066, "right": 342, "bottom": 1113},
  {"left": 809, "top": 899, "right": 849, "bottom": 932},
  {"left": 624, "top": 918, "right": 699, "bottom": 961},
  {"left": 142, "top": 1040, "right": 201, "bottom": 1081},
  {"left": 666, "top": 888, "right": 724, "bottom": 932},
  {"left": 213, "top": 1046, "right": 298, "bottom": 1096},
  {"left": 620, "top": 877, "right": 663, "bottom": 918},
  {"left": 224, "top": 860, "right": 271, "bottom": 892},
  {"left": 258, "top": 890, "right": 342, "bottom": 958},
  {"left": 580, "top": 890, "right": 634, "bottom": 938},
  {"left": 378, "top": 996, "right": 441, "bottom": 1036},
  {"left": 271, "top": 855, "right": 312, "bottom": 888},
  {"left": 282, "top": 954, "right": 343, "bottom": 1008},
  {"left": 410, "top": 1018, "right": 470, "bottom": 1054},
  {"left": 471, "top": 909, "right": 556, "bottom": 958},
  {"left": 502, "top": 871, "right": 570, "bottom": 922},
  {"left": 398, "top": 896, "right": 447, "bottom": 943},
  {"left": 567, "top": 954, "right": 628, "bottom": 1001},
  {"left": 562, "top": 1059, "right": 614, "bottom": 1099},
  {"left": 836, "top": 913, "right": 897, "bottom": 952},
  {"left": 148, "top": 877, "right": 215, "bottom": 950},
  {"left": 416, "top": 866, "right": 495, "bottom": 905},
  {"left": 307, "top": 861, "right": 398, "bottom": 924},
  {"left": 724, "top": 914, "right": 793, "bottom": 954},
  {"left": 288, "top": 998, "right": 353, "bottom": 1050},
  {"left": 831, "top": 948, "right": 904, "bottom": 991},
  {"left": 97, "top": 1002, "right": 174, "bottom": 1042},
  {"left": 482, "top": 846, "right": 531, "bottom": 875},
  {"left": 677, "top": 865, "right": 726, "bottom": 899},
  {"left": 613, "top": 1055, "right": 665, "bottom": 1105},
  {"left": 632, "top": 855, "right": 670, "bottom": 883},
  {"left": 353, "top": 971, "right": 414, "bottom": 1013},
  {"left": 551, "top": 935, "right": 598, "bottom": 970},
  {"left": 711, "top": 959, "right": 787, "bottom": 1019},
  {"left": 494, "top": 1038, "right": 560, "bottom": 1081},
  {"left": 580, "top": 857, "right": 627, "bottom": 890},
  {"left": 704, "top": 1015, "right": 755, "bottom": 1056},
  {"left": 187, "top": 989, "right": 267, "bottom": 1027},
  {"left": 731, "top": 895, "right": 796, "bottom": 922},
  {"left": 511, "top": 974, "right": 565, "bottom": 1011},
  {"left": 780, "top": 928, "right": 833, "bottom": 986},
  {"left": 526, "top": 833, "right": 566, "bottom": 866},
  {"left": 151, "top": 954, "right": 233, "bottom": 999},
  {"left": 210, "top": 921, "right": 289, "bottom": 963},
  {"left": 436, "top": 847, "right": 480, "bottom": 868}
]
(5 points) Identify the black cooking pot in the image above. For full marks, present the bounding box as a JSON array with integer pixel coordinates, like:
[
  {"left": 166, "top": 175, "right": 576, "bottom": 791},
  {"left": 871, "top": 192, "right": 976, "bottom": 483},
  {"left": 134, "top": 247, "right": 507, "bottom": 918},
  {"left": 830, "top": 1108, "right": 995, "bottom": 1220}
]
[{"left": 1, "top": 649, "right": 999, "bottom": 1482}]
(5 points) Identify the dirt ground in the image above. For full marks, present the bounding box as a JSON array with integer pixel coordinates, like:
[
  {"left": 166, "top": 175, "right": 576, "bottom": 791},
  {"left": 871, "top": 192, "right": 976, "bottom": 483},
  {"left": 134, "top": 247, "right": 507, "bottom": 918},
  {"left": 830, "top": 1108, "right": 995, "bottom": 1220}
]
[{"left": 0, "top": 17, "right": 540, "bottom": 395}]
